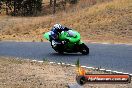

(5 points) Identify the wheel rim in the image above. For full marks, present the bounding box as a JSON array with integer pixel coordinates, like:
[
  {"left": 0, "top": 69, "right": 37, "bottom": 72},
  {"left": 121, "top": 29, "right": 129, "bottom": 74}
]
[{"left": 82, "top": 49, "right": 87, "bottom": 52}]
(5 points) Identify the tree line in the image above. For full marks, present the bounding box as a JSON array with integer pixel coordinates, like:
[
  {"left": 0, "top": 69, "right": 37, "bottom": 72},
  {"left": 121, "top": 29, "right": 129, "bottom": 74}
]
[
  {"left": 50, "top": 0, "right": 78, "bottom": 13},
  {"left": 0, "top": 0, "right": 42, "bottom": 16},
  {"left": 0, "top": 0, "right": 78, "bottom": 16}
]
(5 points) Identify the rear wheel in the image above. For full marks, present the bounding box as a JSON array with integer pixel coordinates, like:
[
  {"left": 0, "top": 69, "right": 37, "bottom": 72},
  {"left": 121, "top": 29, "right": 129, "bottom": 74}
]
[{"left": 80, "top": 43, "right": 89, "bottom": 55}]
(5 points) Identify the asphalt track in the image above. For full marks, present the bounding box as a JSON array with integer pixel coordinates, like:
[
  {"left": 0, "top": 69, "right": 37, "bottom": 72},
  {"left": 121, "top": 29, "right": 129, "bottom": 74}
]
[{"left": 0, "top": 42, "right": 132, "bottom": 74}]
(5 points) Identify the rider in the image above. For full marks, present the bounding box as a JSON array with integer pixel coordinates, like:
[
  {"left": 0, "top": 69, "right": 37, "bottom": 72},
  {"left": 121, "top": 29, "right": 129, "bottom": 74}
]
[{"left": 49, "top": 24, "right": 72, "bottom": 42}]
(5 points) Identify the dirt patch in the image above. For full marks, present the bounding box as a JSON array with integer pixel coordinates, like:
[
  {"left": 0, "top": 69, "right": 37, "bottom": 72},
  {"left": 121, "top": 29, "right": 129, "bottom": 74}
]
[
  {"left": 0, "top": 57, "right": 73, "bottom": 88},
  {"left": 0, "top": 57, "right": 132, "bottom": 88}
]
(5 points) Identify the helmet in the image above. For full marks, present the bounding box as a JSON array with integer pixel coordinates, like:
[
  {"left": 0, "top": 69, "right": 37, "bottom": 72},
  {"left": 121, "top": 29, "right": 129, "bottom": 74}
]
[
  {"left": 53, "top": 24, "right": 62, "bottom": 30},
  {"left": 50, "top": 31, "right": 58, "bottom": 40}
]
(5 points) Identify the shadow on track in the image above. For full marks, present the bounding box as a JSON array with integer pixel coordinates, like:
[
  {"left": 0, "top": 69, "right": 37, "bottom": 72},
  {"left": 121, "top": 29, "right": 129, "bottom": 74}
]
[{"left": 49, "top": 52, "right": 89, "bottom": 57}]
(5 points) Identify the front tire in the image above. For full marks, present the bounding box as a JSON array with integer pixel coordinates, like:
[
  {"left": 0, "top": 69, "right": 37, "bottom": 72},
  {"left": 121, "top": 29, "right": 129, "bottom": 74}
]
[
  {"left": 80, "top": 43, "right": 89, "bottom": 55},
  {"left": 51, "top": 44, "right": 64, "bottom": 54}
]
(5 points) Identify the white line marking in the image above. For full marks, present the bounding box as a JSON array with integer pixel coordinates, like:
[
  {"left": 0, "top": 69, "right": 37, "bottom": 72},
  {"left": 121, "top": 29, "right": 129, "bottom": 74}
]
[
  {"left": 57, "top": 63, "right": 61, "bottom": 65},
  {"left": 32, "top": 60, "right": 37, "bottom": 61},
  {"left": 129, "top": 74, "right": 132, "bottom": 76},
  {"left": 62, "top": 63, "right": 65, "bottom": 65},
  {"left": 30, "top": 59, "right": 132, "bottom": 76},
  {"left": 49, "top": 62, "right": 55, "bottom": 64},
  {"left": 122, "top": 73, "right": 129, "bottom": 74},
  {"left": 90, "top": 42, "right": 132, "bottom": 45},
  {"left": 71, "top": 64, "right": 76, "bottom": 67},
  {"left": 106, "top": 70, "right": 112, "bottom": 72},
  {"left": 112, "top": 71, "right": 118, "bottom": 73},
  {"left": 81, "top": 66, "right": 87, "bottom": 68},
  {"left": 38, "top": 61, "right": 43, "bottom": 63},
  {"left": 116, "top": 72, "right": 123, "bottom": 74},
  {"left": 86, "top": 67, "right": 94, "bottom": 69},
  {"left": 99, "top": 69, "right": 106, "bottom": 71},
  {"left": 66, "top": 64, "right": 71, "bottom": 66}
]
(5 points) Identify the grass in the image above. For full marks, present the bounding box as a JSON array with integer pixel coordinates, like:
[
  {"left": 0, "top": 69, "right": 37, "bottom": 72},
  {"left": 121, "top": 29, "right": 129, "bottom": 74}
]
[{"left": 0, "top": 0, "right": 132, "bottom": 43}]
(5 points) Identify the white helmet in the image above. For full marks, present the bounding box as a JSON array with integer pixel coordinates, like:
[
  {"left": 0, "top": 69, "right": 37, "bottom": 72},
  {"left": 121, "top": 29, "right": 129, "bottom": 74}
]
[{"left": 53, "top": 24, "right": 62, "bottom": 30}]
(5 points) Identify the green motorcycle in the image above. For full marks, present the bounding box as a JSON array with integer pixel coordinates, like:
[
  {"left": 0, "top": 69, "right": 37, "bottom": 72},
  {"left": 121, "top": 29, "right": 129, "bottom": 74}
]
[{"left": 43, "top": 30, "right": 89, "bottom": 55}]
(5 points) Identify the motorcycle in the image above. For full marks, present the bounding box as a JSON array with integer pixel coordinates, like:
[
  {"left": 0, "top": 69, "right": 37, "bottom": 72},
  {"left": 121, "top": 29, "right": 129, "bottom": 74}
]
[{"left": 43, "top": 30, "right": 89, "bottom": 55}]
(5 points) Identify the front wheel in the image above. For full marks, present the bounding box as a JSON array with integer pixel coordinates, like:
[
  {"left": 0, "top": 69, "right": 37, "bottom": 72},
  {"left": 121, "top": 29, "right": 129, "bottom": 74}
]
[
  {"left": 80, "top": 43, "right": 89, "bottom": 55},
  {"left": 51, "top": 41, "right": 64, "bottom": 54}
]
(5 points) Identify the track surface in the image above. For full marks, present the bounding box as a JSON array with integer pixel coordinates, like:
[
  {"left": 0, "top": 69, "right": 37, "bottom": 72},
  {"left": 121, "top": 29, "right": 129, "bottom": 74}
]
[{"left": 0, "top": 42, "right": 132, "bottom": 73}]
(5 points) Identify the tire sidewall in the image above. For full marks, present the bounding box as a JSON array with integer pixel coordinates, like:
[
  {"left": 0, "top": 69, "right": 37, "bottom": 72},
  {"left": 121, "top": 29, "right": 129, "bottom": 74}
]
[{"left": 80, "top": 43, "right": 89, "bottom": 55}]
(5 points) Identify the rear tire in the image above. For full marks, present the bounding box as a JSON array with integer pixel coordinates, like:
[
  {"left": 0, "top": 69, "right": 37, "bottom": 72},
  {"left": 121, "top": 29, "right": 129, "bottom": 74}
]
[{"left": 80, "top": 43, "right": 89, "bottom": 55}]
